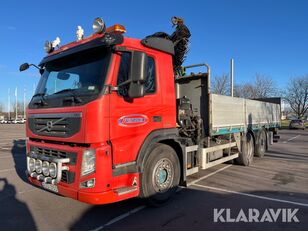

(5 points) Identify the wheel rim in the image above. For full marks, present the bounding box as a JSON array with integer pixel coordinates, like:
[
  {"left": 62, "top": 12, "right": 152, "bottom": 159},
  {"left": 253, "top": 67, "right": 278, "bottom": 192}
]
[{"left": 152, "top": 158, "right": 174, "bottom": 193}]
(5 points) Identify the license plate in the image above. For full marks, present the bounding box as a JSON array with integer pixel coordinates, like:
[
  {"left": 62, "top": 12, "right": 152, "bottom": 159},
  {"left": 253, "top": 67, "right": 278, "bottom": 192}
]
[{"left": 42, "top": 182, "right": 59, "bottom": 193}]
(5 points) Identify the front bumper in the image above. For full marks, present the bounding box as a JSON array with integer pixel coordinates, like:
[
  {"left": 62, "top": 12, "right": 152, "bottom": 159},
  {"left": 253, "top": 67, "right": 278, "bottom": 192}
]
[
  {"left": 26, "top": 139, "right": 140, "bottom": 204},
  {"left": 27, "top": 176, "right": 139, "bottom": 204}
]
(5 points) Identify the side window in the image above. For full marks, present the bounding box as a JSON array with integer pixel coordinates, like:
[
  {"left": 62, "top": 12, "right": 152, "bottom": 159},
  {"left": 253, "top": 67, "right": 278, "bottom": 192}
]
[
  {"left": 117, "top": 53, "right": 131, "bottom": 97},
  {"left": 117, "top": 53, "right": 157, "bottom": 97},
  {"left": 145, "top": 57, "right": 156, "bottom": 94}
]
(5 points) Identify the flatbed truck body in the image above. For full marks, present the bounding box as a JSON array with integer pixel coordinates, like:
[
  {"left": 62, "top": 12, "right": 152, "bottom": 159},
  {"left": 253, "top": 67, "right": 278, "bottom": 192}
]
[{"left": 21, "top": 18, "right": 280, "bottom": 205}]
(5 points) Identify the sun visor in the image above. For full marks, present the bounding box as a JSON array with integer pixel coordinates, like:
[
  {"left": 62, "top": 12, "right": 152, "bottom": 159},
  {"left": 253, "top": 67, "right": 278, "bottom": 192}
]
[{"left": 141, "top": 37, "right": 174, "bottom": 55}]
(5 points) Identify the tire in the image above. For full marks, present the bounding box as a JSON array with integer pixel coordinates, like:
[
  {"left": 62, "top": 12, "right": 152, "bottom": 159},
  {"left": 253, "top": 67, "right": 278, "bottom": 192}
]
[
  {"left": 140, "top": 143, "right": 180, "bottom": 206},
  {"left": 255, "top": 129, "right": 266, "bottom": 158},
  {"left": 235, "top": 133, "right": 254, "bottom": 166}
]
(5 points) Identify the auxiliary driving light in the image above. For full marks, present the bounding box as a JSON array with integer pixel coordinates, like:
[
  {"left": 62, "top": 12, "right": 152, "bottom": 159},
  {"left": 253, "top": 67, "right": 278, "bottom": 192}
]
[
  {"left": 35, "top": 159, "right": 43, "bottom": 174},
  {"left": 80, "top": 178, "right": 95, "bottom": 188},
  {"left": 29, "top": 158, "right": 36, "bottom": 172},
  {"left": 49, "top": 163, "right": 57, "bottom": 178},
  {"left": 44, "top": 41, "right": 53, "bottom": 53},
  {"left": 93, "top": 17, "right": 106, "bottom": 34},
  {"left": 42, "top": 161, "right": 50, "bottom": 176}
]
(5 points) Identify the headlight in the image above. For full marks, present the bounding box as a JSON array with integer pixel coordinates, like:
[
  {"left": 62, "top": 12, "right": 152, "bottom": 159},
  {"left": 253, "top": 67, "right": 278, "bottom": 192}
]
[
  {"left": 35, "top": 159, "right": 42, "bottom": 174},
  {"left": 93, "top": 17, "right": 106, "bottom": 34},
  {"left": 49, "top": 163, "right": 57, "bottom": 178},
  {"left": 81, "top": 149, "right": 96, "bottom": 176},
  {"left": 42, "top": 161, "right": 50, "bottom": 176},
  {"left": 29, "top": 158, "right": 36, "bottom": 172}
]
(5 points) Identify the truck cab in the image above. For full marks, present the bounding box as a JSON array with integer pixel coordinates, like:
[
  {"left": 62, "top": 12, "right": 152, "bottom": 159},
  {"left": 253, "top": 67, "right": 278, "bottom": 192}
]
[{"left": 24, "top": 19, "right": 179, "bottom": 204}]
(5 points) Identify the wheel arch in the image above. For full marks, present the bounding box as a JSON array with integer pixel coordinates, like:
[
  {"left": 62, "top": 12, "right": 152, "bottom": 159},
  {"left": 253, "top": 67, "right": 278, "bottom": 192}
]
[{"left": 136, "top": 128, "right": 185, "bottom": 185}]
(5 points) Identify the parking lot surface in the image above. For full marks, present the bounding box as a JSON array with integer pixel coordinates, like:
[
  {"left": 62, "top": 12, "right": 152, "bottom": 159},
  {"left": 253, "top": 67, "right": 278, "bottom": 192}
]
[{"left": 0, "top": 124, "right": 307, "bottom": 230}]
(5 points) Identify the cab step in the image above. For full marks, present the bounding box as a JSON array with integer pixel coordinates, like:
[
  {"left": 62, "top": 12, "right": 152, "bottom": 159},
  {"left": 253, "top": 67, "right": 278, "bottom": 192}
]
[{"left": 115, "top": 186, "right": 138, "bottom": 196}]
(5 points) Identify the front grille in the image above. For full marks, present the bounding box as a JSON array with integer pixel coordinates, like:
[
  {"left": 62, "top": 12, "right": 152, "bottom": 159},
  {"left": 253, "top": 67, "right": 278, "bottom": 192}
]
[
  {"left": 28, "top": 113, "right": 81, "bottom": 138},
  {"left": 36, "top": 147, "right": 67, "bottom": 159},
  {"left": 32, "top": 146, "right": 77, "bottom": 165}
]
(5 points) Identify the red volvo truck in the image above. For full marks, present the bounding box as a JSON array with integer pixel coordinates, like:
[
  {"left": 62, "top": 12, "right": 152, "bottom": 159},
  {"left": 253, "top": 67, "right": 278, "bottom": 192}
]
[{"left": 20, "top": 18, "right": 280, "bottom": 205}]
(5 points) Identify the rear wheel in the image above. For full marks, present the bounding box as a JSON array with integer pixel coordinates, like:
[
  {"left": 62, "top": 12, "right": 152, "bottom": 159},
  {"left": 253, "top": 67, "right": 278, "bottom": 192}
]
[
  {"left": 255, "top": 129, "right": 266, "bottom": 157},
  {"left": 235, "top": 133, "right": 254, "bottom": 166},
  {"left": 140, "top": 143, "right": 180, "bottom": 206}
]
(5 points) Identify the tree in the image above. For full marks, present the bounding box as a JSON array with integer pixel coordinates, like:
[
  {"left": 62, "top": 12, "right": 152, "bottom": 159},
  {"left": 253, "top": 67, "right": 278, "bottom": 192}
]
[
  {"left": 211, "top": 74, "right": 230, "bottom": 95},
  {"left": 234, "top": 74, "right": 276, "bottom": 99},
  {"left": 284, "top": 75, "right": 308, "bottom": 119},
  {"left": 234, "top": 83, "right": 255, "bottom": 98},
  {"left": 0, "top": 102, "right": 4, "bottom": 117}
]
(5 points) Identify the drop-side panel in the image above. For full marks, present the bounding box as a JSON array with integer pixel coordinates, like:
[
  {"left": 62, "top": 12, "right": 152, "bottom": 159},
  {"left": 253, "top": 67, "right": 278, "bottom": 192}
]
[
  {"left": 210, "top": 94, "right": 281, "bottom": 136},
  {"left": 210, "top": 94, "right": 246, "bottom": 135},
  {"left": 245, "top": 99, "right": 280, "bottom": 127}
]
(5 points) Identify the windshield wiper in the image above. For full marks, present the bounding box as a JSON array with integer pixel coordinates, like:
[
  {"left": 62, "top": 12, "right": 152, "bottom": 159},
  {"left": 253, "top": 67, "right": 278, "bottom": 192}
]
[
  {"left": 54, "top": 89, "right": 83, "bottom": 103},
  {"left": 33, "top": 93, "right": 47, "bottom": 106},
  {"left": 54, "top": 89, "right": 75, "bottom": 95}
]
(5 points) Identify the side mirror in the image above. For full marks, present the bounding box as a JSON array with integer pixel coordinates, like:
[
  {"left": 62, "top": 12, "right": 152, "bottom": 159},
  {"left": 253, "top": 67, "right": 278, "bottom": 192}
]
[
  {"left": 128, "top": 51, "right": 147, "bottom": 98},
  {"left": 19, "top": 63, "right": 30, "bottom": 72},
  {"left": 19, "top": 62, "right": 44, "bottom": 75}
]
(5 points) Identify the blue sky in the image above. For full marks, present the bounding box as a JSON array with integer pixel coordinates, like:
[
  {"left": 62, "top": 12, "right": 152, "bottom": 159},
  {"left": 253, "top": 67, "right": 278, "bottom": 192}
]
[{"left": 0, "top": 0, "right": 307, "bottom": 111}]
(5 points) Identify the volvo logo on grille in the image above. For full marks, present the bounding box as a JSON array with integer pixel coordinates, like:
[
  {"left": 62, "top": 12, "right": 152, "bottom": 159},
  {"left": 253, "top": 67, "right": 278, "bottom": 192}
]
[
  {"left": 46, "top": 121, "right": 53, "bottom": 132},
  {"left": 37, "top": 117, "right": 66, "bottom": 133}
]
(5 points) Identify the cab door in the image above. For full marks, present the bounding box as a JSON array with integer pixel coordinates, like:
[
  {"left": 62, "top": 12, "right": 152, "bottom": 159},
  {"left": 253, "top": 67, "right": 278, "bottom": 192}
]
[{"left": 109, "top": 51, "right": 163, "bottom": 165}]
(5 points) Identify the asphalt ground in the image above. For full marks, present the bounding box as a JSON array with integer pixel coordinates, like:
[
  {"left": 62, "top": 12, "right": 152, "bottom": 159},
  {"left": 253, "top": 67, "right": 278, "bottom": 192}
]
[{"left": 0, "top": 124, "right": 307, "bottom": 231}]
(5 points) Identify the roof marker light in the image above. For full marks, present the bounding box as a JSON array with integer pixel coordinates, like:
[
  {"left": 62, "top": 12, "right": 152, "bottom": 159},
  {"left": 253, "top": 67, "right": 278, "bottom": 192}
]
[
  {"left": 106, "top": 24, "right": 126, "bottom": 34},
  {"left": 76, "top": 26, "right": 84, "bottom": 41},
  {"left": 52, "top": 37, "right": 61, "bottom": 48}
]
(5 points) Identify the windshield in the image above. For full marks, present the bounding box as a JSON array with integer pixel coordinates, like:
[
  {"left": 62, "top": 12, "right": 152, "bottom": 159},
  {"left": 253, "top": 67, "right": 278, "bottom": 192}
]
[{"left": 35, "top": 47, "right": 110, "bottom": 98}]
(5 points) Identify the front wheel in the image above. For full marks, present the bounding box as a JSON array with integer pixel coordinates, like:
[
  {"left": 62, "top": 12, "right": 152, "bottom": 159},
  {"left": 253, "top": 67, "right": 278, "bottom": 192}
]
[{"left": 140, "top": 143, "right": 180, "bottom": 206}]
